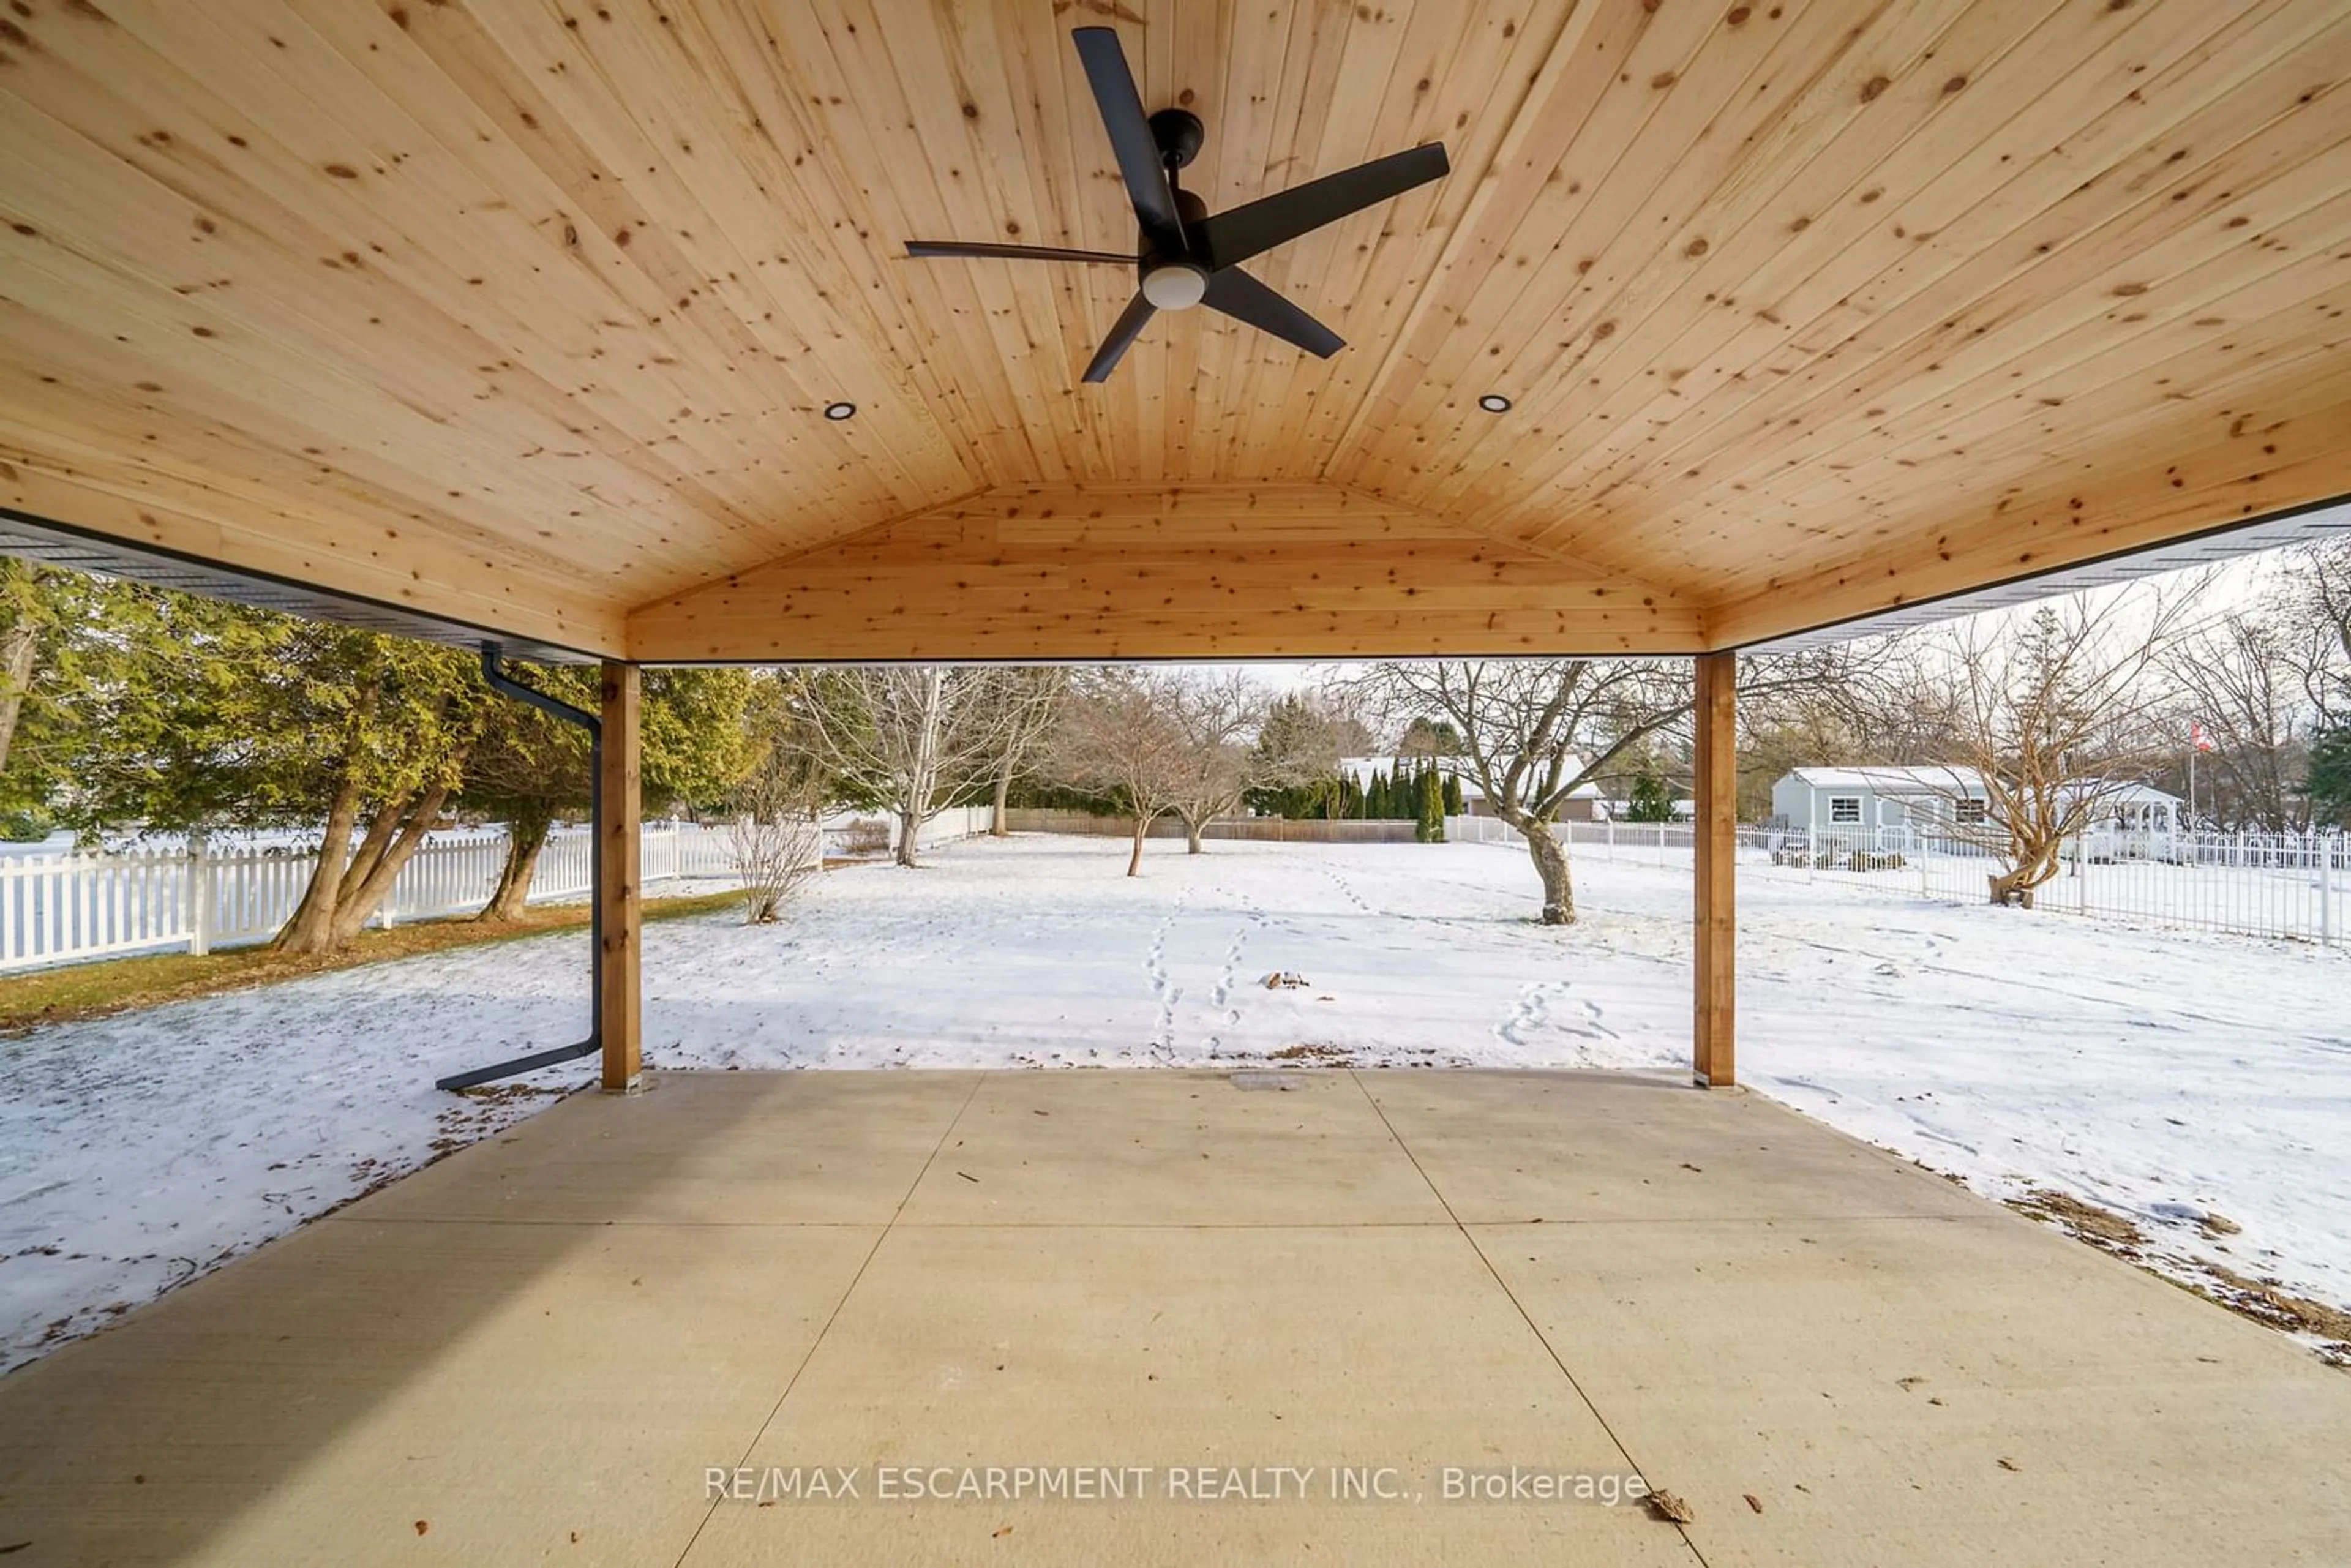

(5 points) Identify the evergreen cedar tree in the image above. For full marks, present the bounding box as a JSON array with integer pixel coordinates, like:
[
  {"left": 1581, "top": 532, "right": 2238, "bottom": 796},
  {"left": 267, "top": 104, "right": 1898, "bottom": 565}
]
[
  {"left": 29, "top": 578, "right": 754, "bottom": 950},
  {"left": 1625, "top": 771, "right": 1677, "bottom": 823}
]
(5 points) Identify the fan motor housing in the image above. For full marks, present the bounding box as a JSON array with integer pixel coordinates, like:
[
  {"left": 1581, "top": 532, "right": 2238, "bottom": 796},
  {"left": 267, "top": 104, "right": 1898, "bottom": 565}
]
[
  {"left": 1149, "top": 108, "right": 1205, "bottom": 169},
  {"left": 1142, "top": 190, "right": 1211, "bottom": 293}
]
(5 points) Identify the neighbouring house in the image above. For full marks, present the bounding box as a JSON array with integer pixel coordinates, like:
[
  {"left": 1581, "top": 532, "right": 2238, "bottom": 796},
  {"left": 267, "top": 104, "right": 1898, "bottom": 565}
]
[
  {"left": 1771, "top": 766, "right": 1993, "bottom": 836},
  {"left": 1348, "top": 756, "right": 1609, "bottom": 822},
  {"left": 1768, "top": 767, "right": 2188, "bottom": 858},
  {"left": 1600, "top": 797, "right": 1697, "bottom": 822}
]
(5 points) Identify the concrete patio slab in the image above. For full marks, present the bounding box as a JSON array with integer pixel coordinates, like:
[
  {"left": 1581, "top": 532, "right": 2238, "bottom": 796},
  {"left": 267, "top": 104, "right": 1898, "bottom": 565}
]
[
  {"left": 897, "top": 1068, "right": 1450, "bottom": 1226},
  {"left": 690, "top": 1223, "right": 1687, "bottom": 1565},
  {"left": 1481, "top": 1212, "right": 2351, "bottom": 1564},
  {"left": 1360, "top": 1069, "right": 1987, "bottom": 1223},
  {"left": 1, "top": 1069, "right": 2344, "bottom": 1566},
  {"left": 354, "top": 1068, "right": 981, "bottom": 1226},
  {"left": 0, "top": 1214, "right": 882, "bottom": 1565}
]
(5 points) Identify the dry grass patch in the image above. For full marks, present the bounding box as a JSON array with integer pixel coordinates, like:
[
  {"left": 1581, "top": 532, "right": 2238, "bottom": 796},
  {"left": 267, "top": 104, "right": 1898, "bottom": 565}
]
[
  {"left": 2010, "top": 1187, "right": 2351, "bottom": 1365},
  {"left": 2197, "top": 1262, "right": 2351, "bottom": 1346},
  {"left": 2010, "top": 1188, "right": 2147, "bottom": 1249}
]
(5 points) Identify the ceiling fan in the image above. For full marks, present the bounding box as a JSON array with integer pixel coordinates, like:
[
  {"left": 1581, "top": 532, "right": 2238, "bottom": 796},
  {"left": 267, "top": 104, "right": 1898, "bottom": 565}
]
[{"left": 904, "top": 26, "right": 1450, "bottom": 384}]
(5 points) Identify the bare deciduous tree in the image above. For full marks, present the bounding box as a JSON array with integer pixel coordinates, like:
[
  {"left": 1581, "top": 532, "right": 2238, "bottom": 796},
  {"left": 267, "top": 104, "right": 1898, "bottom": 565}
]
[
  {"left": 1166, "top": 672, "right": 1267, "bottom": 853},
  {"left": 1938, "top": 590, "right": 2202, "bottom": 905},
  {"left": 1050, "top": 669, "right": 1190, "bottom": 876},
  {"left": 1351, "top": 660, "right": 1689, "bottom": 924},
  {"left": 1355, "top": 653, "right": 1878, "bottom": 924},
  {"left": 2164, "top": 611, "right": 2310, "bottom": 830},
  {"left": 795, "top": 666, "right": 1052, "bottom": 868},
  {"left": 2285, "top": 539, "right": 2351, "bottom": 722},
  {"left": 986, "top": 667, "right": 1069, "bottom": 837}
]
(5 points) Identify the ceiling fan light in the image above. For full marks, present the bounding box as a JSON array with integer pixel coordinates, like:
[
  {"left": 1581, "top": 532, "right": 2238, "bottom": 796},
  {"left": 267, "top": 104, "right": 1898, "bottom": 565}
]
[{"left": 1141, "top": 262, "right": 1210, "bottom": 311}]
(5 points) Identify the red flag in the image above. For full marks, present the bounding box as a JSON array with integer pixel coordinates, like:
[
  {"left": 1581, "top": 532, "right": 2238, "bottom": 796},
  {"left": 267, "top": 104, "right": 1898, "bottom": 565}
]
[{"left": 2190, "top": 721, "right": 2216, "bottom": 754}]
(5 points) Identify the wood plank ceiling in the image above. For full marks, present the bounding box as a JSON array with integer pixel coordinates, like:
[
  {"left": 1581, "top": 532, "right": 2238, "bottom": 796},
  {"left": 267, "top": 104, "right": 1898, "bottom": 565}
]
[{"left": 1, "top": 0, "right": 2346, "bottom": 659}]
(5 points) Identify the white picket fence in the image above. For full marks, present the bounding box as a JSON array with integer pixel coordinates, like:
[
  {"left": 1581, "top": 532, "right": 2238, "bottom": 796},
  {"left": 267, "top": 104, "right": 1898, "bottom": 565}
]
[
  {"left": 0, "top": 805, "right": 996, "bottom": 975},
  {"left": 1447, "top": 814, "right": 1698, "bottom": 862},
  {"left": 1443, "top": 815, "right": 2349, "bottom": 947},
  {"left": 890, "top": 805, "right": 996, "bottom": 861}
]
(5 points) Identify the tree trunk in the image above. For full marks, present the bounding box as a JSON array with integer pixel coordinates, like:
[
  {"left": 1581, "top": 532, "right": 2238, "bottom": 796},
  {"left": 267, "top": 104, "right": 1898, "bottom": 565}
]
[
  {"left": 274, "top": 779, "right": 364, "bottom": 954},
  {"left": 1989, "top": 833, "right": 2066, "bottom": 906},
  {"left": 1987, "top": 863, "right": 2042, "bottom": 907},
  {"left": 476, "top": 811, "right": 553, "bottom": 922},
  {"left": 326, "top": 785, "right": 452, "bottom": 947},
  {"left": 896, "top": 668, "right": 947, "bottom": 868},
  {"left": 991, "top": 766, "right": 1012, "bottom": 837},
  {"left": 1127, "top": 814, "right": 1151, "bottom": 877},
  {"left": 1521, "top": 819, "right": 1576, "bottom": 925},
  {"left": 336, "top": 793, "right": 407, "bottom": 908},
  {"left": 1180, "top": 809, "right": 1205, "bottom": 854},
  {"left": 0, "top": 614, "right": 40, "bottom": 777}
]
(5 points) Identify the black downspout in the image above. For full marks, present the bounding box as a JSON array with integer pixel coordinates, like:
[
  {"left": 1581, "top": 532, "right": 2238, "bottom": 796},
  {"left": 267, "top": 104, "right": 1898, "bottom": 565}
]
[{"left": 435, "top": 645, "right": 603, "bottom": 1091}]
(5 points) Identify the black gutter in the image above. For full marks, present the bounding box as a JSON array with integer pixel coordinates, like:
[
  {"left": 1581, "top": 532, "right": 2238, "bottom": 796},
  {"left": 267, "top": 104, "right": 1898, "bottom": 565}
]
[{"left": 435, "top": 645, "right": 604, "bottom": 1091}]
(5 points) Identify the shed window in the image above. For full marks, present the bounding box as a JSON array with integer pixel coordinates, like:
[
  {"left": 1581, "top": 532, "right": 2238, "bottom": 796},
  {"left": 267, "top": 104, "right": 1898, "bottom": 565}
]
[
  {"left": 1955, "top": 798, "right": 1987, "bottom": 825},
  {"left": 1829, "top": 796, "right": 1862, "bottom": 824}
]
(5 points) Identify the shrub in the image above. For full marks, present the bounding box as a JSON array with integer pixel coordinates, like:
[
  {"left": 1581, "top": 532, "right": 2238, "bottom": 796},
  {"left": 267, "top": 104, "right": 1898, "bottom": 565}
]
[
  {"left": 838, "top": 817, "right": 891, "bottom": 857},
  {"left": 726, "top": 764, "right": 827, "bottom": 923}
]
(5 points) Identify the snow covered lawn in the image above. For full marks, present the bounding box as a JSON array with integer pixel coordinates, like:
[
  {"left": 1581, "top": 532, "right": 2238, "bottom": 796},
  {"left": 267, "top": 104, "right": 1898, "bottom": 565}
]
[{"left": 4, "top": 834, "right": 2346, "bottom": 1372}]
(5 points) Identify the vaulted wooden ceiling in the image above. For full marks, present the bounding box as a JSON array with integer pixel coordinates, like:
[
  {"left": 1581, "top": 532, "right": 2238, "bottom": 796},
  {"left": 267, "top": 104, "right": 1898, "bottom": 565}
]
[{"left": 1, "top": 0, "right": 2346, "bottom": 659}]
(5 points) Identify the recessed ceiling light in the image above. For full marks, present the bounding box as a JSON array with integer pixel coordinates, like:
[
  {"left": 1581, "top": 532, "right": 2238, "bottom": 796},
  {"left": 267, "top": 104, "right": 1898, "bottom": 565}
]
[
  {"left": 822, "top": 400, "right": 857, "bottom": 421},
  {"left": 1477, "top": 393, "right": 1512, "bottom": 413}
]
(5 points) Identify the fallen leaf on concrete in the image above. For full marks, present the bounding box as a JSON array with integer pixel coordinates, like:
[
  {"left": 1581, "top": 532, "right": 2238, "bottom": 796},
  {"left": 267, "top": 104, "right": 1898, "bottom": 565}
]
[
  {"left": 957, "top": 1171, "right": 980, "bottom": 1183},
  {"left": 1997, "top": 1458, "right": 2020, "bottom": 1472},
  {"left": 414, "top": 1520, "right": 430, "bottom": 1536},
  {"left": 1648, "top": 1491, "right": 1694, "bottom": 1524},
  {"left": 1744, "top": 1493, "right": 1763, "bottom": 1514},
  {"left": 992, "top": 1524, "right": 1014, "bottom": 1538}
]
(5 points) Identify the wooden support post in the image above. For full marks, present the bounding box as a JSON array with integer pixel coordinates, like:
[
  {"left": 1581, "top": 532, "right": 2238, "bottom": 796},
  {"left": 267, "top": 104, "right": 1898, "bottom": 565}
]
[
  {"left": 599, "top": 660, "right": 642, "bottom": 1093},
  {"left": 1693, "top": 651, "right": 1737, "bottom": 1088}
]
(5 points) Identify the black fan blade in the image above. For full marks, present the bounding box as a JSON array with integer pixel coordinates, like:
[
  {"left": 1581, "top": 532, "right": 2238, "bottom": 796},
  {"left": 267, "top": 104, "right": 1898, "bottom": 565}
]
[
  {"left": 906, "top": 240, "right": 1136, "bottom": 264},
  {"left": 1197, "top": 143, "right": 1450, "bottom": 270},
  {"left": 1201, "top": 267, "right": 1343, "bottom": 359},
  {"left": 1081, "top": 291, "right": 1158, "bottom": 384},
  {"left": 1072, "top": 28, "right": 1185, "bottom": 255}
]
